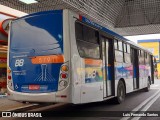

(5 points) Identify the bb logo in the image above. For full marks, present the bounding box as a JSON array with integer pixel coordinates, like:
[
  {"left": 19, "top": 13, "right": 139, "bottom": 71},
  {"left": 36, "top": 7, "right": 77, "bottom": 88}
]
[
  {"left": 2, "top": 112, "right": 11, "bottom": 117},
  {"left": 15, "top": 59, "right": 24, "bottom": 67}
]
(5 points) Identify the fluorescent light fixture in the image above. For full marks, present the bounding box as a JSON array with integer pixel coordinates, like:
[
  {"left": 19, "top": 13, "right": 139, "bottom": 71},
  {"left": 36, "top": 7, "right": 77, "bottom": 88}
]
[{"left": 19, "top": 0, "right": 38, "bottom": 4}]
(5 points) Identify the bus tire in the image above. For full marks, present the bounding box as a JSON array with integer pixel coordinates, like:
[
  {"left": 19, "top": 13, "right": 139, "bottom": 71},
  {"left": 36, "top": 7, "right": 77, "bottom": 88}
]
[
  {"left": 19, "top": 101, "right": 29, "bottom": 104},
  {"left": 144, "top": 78, "right": 150, "bottom": 92},
  {"left": 20, "top": 101, "right": 26, "bottom": 104},
  {"left": 115, "top": 80, "right": 126, "bottom": 104}
]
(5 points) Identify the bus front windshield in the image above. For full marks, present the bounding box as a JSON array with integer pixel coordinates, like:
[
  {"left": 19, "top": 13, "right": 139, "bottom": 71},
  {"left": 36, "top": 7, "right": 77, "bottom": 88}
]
[{"left": 10, "top": 12, "right": 63, "bottom": 56}]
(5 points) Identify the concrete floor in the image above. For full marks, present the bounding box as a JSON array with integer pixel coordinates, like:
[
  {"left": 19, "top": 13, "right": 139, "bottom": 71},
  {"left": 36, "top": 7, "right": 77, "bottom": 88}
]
[{"left": 1, "top": 79, "right": 160, "bottom": 120}]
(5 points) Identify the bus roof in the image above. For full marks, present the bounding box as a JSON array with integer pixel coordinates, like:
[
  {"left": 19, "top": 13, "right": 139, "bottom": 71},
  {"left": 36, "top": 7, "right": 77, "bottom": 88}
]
[
  {"left": 79, "top": 15, "right": 128, "bottom": 41},
  {"left": 13, "top": 10, "right": 63, "bottom": 22},
  {"left": 126, "top": 41, "right": 152, "bottom": 54},
  {"left": 79, "top": 15, "right": 152, "bottom": 54}
]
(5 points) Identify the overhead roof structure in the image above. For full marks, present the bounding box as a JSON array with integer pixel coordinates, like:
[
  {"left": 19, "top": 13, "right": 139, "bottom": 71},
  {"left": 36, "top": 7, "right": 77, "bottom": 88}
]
[{"left": 0, "top": 0, "right": 160, "bottom": 36}]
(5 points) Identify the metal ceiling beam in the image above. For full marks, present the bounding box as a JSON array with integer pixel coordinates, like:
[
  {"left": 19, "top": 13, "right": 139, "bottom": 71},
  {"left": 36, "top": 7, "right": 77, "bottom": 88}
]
[{"left": 0, "top": 0, "right": 160, "bottom": 36}]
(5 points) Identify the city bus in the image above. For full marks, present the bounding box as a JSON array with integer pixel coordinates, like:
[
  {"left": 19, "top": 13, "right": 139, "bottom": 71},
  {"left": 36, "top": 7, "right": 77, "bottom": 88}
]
[{"left": 7, "top": 9, "right": 154, "bottom": 104}]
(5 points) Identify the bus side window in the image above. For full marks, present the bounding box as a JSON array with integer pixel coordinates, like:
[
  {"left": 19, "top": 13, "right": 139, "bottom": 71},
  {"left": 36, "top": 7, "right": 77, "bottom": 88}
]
[
  {"left": 139, "top": 50, "right": 141, "bottom": 56},
  {"left": 124, "top": 44, "right": 131, "bottom": 63},
  {"left": 115, "top": 40, "right": 123, "bottom": 62},
  {"left": 141, "top": 51, "right": 145, "bottom": 64},
  {"left": 76, "top": 41, "right": 100, "bottom": 59},
  {"left": 75, "top": 22, "right": 100, "bottom": 59},
  {"left": 130, "top": 48, "right": 133, "bottom": 63},
  {"left": 118, "top": 41, "right": 123, "bottom": 51},
  {"left": 75, "top": 22, "right": 83, "bottom": 40},
  {"left": 114, "top": 40, "right": 118, "bottom": 50},
  {"left": 123, "top": 43, "right": 127, "bottom": 53},
  {"left": 127, "top": 44, "right": 130, "bottom": 53},
  {"left": 83, "top": 25, "right": 99, "bottom": 44},
  {"left": 144, "top": 52, "right": 147, "bottom": 64}
]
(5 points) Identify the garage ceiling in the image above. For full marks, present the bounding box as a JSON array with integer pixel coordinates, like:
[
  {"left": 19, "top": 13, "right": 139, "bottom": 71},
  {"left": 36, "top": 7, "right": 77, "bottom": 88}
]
[{"left": 1, "top": 0, "right": 160, "bottom": 36}]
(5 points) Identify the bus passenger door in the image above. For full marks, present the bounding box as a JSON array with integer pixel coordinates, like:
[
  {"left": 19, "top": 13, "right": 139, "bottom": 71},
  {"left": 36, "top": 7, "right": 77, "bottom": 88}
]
[
  {"left": 101, "top": 37, "right": 113, "bottom": 97},
  {"left": 132, "top": 48, "right": 139, "bottom": 89},
  {"left": 150, "top": 55, "right": 154, "bottom": 84}
]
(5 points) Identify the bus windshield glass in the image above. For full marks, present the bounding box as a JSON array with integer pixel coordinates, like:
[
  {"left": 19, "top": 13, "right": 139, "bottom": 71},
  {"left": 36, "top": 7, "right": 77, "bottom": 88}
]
[{"left": 10, "top": 11, "right": 63, "bottom": 55}]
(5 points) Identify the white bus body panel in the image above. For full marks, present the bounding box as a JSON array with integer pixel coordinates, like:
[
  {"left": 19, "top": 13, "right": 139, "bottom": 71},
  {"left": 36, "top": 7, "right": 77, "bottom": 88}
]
[
  {"left": 55, "top": 10, "right": 72, "bottom": 103},
  {"left": 123, "top": 63, "right": 134, "bottom": 93},
  {"left": 69, "top": 11, "right": 103, "bottom": 104},
  {"left": 68, "top": 11, "right": 82, "bottom": 104},
  {"left": 114, "top": 62, "right": 134, "bottom": 95}
]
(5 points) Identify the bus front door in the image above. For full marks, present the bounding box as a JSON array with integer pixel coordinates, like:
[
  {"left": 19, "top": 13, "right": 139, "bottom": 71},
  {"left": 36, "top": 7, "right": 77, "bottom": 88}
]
[{"left": 102, "top": 37, "right": 114, "bottom": 98}]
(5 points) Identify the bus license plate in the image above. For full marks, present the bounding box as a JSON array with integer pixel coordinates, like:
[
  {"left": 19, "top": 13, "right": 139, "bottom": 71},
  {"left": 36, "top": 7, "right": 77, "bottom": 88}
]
[{"left": 29, "top": 85, "right": 40, "bottom": 90}]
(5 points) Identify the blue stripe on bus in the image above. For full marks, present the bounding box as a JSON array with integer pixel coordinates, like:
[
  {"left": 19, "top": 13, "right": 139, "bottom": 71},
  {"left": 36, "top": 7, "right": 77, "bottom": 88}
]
[
  {"left": 81, "top": 16, "right": 128, "bottom": 41},
  {"left": 133, "top": 67, "right": 137, "bottom": 78},
  {"left": 107, "top": 66, "right": 112, "bottom": 81}
]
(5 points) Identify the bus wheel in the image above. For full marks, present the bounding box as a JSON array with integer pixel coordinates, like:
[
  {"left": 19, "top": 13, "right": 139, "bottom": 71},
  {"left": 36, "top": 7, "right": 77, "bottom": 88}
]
[
  {"left": 115, "top": 80, "right": 126, "bottom": 104},
  {"left": 20, "top": 101, "right": 26, "bottom": 103},
  {"left": 144, "top": 78, "right": 150, "bottom": 92}
]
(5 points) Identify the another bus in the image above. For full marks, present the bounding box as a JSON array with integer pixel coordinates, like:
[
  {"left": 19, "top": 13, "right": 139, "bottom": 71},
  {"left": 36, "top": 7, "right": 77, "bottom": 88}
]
[{"left": 7, "top": 9, "right": 154, "bottom": 104}]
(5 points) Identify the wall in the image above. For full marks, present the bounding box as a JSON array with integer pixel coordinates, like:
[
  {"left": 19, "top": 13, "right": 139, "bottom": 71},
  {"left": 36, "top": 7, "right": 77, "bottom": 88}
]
[
  {"left": 138, "top": 39, "right": 160, "bottom": 78},
  {"left": 138, "top": 42, "right": 159, "bottom": 60}
]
